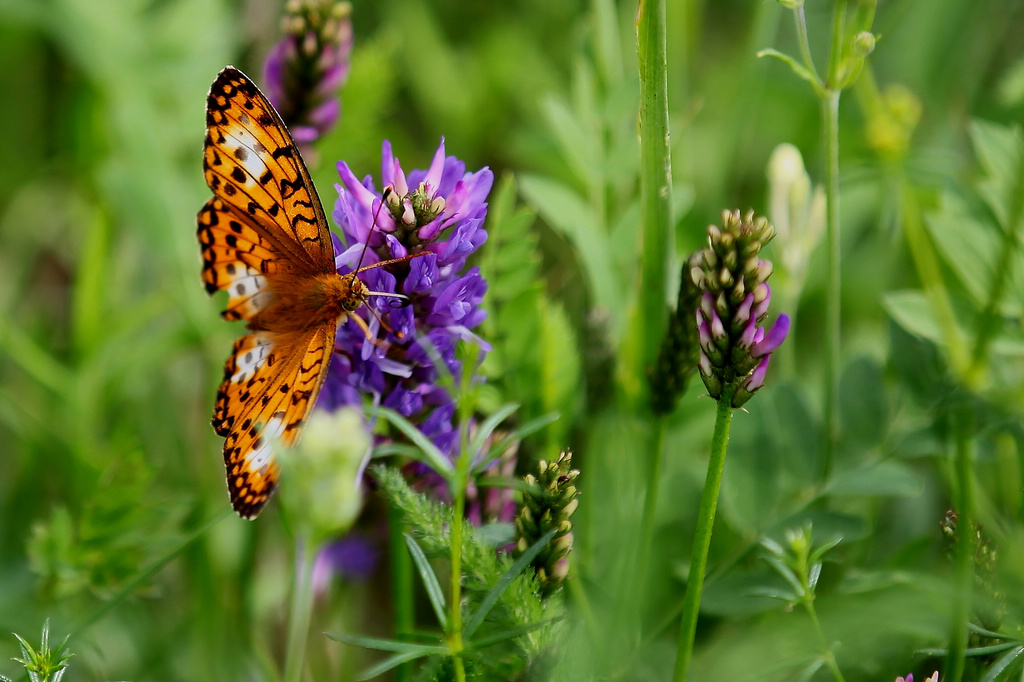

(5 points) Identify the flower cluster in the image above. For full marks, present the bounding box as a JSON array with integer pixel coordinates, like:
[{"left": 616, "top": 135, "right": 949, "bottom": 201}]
[
  {"left": 262, "top": 0, "right": 353, "bottom": 153},
  {"left": 514, "top": 451, "right": 579, "bottom": 596},
  {"left": 693, "top": 210, "right": 790, "bottom": 407},
  {"left": 319, "top": 139, "right": 493, "bottom": 457}
]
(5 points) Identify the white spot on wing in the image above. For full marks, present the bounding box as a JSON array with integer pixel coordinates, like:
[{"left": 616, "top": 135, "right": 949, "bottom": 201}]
[{"left": 232, "top": 336, "right": 274, "bottom": 384}]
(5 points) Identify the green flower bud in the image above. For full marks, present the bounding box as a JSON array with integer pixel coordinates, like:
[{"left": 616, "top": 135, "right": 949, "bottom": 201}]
[
  {"left": 853, "top": 31, "right": 876, "bottom": 57},
  {"left": 514, "top": 451, "right": 580, "bottom": 597},
  {"left": 277, "top": 407, "right": 370, "bottom": 545}
]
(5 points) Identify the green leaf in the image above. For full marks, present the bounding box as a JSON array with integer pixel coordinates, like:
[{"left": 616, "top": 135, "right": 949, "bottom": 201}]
[
  {"left": 403, "top": 534, "right": 447, "bottom": 631},
  {"left": 476, "top": 413, "right": 560, "bottom": 473},
  {"left": 467, "top": 618, "right": 561, "bottom": 650},
  {"left": 838, "top": 356, "right": 889, "bottom": 451},
  {"left": 970, "top": 119, "right": 1023, "bottom": 228},
  {"left": 462, "top": 528, "right": 558, "bottom": 639},
  {"left": 518, "top": 173, "right": 619, "bottom": 315},
  {"left": 883, "top": 290, "right": 1024, "bottom": 356},
  {"left": 324, "top": 632, "right": 448, "bottom": 655},
  {"left": 375, "top": 407, "right": 454, "bottom": 476},
  {"left": 825, "top": 460, "right": 922, "bottom": 497},
  {"left": 466, "top": 402, "right": 519, "bottom": 463},
  {"left": 357, "top": 651, "right": 439, "bottom": 681},
  {"left": 979, "top": 645, "right": 1024, "bottom": 682}
]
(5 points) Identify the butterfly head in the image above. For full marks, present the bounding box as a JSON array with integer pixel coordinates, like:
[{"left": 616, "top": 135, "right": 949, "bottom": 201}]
[{"left": 337, "top": 272, "right": 370, "bottom": 312}]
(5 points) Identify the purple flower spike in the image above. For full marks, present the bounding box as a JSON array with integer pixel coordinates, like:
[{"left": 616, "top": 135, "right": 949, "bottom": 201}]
[
  {"left": 262, "top": 0, "right": 353, "bottom": 157},
  {"left": 324, "top": 139, "right": 492, "bottom": 458},
  {"left": 692, "top": 210, "right": 788, "bottom": 407}
]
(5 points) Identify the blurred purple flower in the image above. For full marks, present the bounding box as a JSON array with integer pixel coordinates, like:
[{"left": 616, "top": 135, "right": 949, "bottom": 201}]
[
  {"left": 323, "top": 139, "right": 493, "bottom": 459},
  {"left": 262, "top": 0, "right": 353, "bottom": 155},
  {"left": 313, "top": 533, "right": 379, "bottom": 591}
]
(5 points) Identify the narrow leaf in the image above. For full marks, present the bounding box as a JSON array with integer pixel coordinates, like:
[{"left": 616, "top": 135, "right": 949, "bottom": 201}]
[
  {"left": 980, "top": 646, "right": 1024, "bottom": 682},
  {"left": 466, "top": 402, "right": 519, "bottom": 462},
  {"left": 375, "top": 407, "right": 453, "bottom": 475},
  {"left": 467, "top": 618, "right": 562, "bottom": 650},
  {"left": 325, "top": 631, "right": 447, "bottom": 655},
  {"left": 357, "top": 651, "right": 437, "bottom": 681},
  {"left": 404, "top": 534, "right": 448, "bottom": 631}
]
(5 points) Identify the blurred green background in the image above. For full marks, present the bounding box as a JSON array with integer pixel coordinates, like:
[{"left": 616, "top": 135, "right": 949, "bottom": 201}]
[{"left": 3, "top": 0, "right": 1024, "bottom": 680}]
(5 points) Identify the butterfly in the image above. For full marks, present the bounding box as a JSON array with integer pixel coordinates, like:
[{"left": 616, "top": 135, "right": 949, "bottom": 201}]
[{"left": 198, "top": 66, "right": 419, "bottom": 518}]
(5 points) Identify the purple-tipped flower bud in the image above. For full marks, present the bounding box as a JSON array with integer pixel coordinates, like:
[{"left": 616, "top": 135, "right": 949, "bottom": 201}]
[{"left": 693, "top": 210, "right": 789, "bottom": 407}]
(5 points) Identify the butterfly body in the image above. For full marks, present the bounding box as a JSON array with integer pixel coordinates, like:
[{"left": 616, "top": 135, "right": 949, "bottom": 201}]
[{"left": 246, "top": 271, "right": 370, "bottom": 335}]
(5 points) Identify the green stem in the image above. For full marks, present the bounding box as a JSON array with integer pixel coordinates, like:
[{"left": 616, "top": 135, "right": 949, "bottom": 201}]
[
  {"left": 826, "top": 0, "right": 848, "bottom": 87},
  {"left": 821, "top": 88, "right": 841, "bottom": 480},
  {"left": 283, "top": 538, "right": 317, "bottom": 682},
  {"left": 636, "top": 0, "right": 674, "bottom": 394},
  {"left": 448, "top": 417, "right": 473, "bottom": 682},
  {"left": 672, "top": 386, "right": 735, "bottom": 682},
  {"left": 805, "top": 601, "right": 845, "bottom": 682},
  {"left": 793, "top": 6, "right": 822, "bottom": 88},
  {"left": 946, "top": 403, "right": 975, "bottom": 682},
  {"left": 389, "top": 506, "right": 414, "bottom": 682}
]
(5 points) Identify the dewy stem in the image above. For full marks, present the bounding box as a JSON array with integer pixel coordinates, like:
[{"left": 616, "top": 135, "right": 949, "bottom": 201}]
[
  {"left": 283, "top": 538, "right": 317, "bottom": 682},
  {"left": 672, "top": 385, "right": 735, "bottom": 682}
]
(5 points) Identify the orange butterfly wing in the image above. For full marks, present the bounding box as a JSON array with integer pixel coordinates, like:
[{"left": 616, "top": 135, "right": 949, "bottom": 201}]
[{"left": 198, "top": 66, "right": 338, "bottom": 518}]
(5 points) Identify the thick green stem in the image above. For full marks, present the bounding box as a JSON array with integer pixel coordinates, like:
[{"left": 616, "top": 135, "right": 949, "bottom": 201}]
[
  {"left": 821, "top": 89, "right": 841, "bottom": 479},
  {"left": 636, "top": 0, "right": 674, "bottom": 396},
  {"left": 389, "top": 506, "right": 414, "bottom": 682},
  {"left": 672, "top": 386, "right": 735, "bottom": 682},
  {"left": 283, "top": 539, "right": 317, "bottom": 682},
  {"left": 946, "top": 404, "right": 975, "bottom": 682}
]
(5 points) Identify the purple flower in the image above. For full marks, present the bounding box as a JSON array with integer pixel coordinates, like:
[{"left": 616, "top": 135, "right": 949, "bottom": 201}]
[
  {"left": 694, "top": 210, "right": 789, "bottom": 407},
  {"left": 262, "top": 0, "right": 353, "bottom": 155},
  {"left": 313, "top": 532, "right": 380, "bottom": 591},
  {"left": 324, "top": 139, "right": 494, "bottom": 459}
]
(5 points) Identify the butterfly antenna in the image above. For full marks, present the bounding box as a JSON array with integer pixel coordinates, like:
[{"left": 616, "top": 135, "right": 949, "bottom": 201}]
[{"left": 355, "top": 186, "right": 393, "bottom": 271}]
